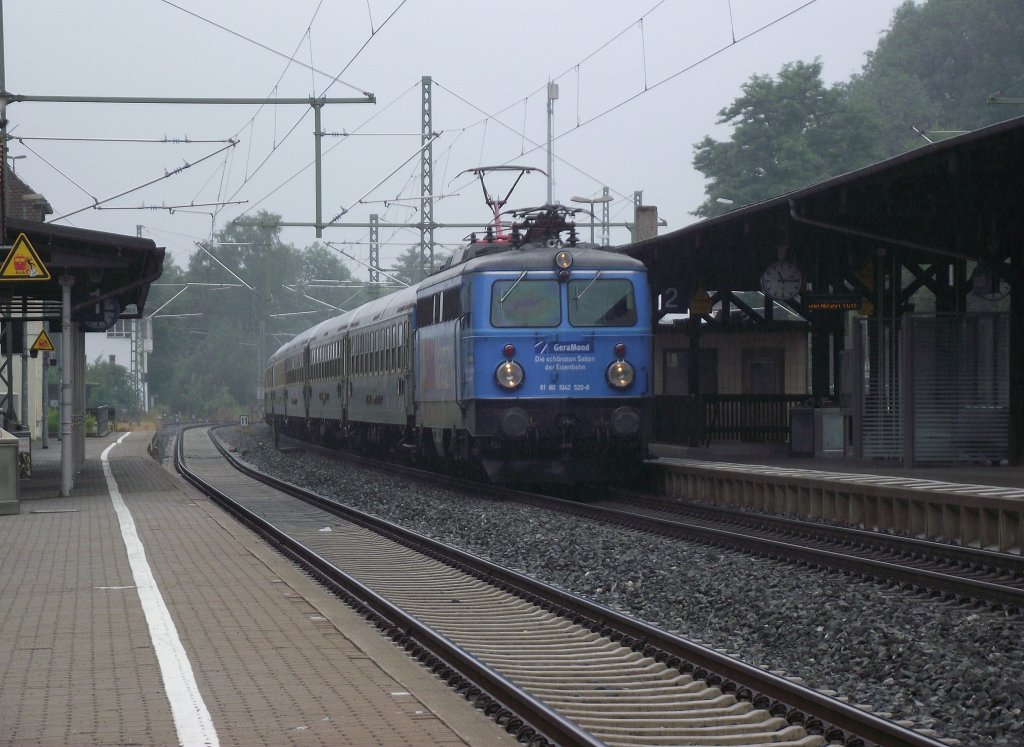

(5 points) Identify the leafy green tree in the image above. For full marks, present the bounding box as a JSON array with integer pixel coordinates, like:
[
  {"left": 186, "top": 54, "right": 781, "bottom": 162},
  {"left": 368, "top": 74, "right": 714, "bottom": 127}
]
[
  {"left": 850, "top": 0, "right": 1024, "bottom": 156},
  {"left": 86, "top": 358, "right": 138, "bottom": 410},
  {"left": 149, "top": 211, "right": 358, "bottom": 416},
  {"left": 389, "top": 244, "right": 450, "bottom": 286},
  {"left": 390, "top": 244, "right": 431, "bottom": 286},
  {"left": 298, "top": 242, "right": 349, "bottom": 284},
  {"left": 691, "top": 60, "right": 884, "bottom": 218},
  {"left": 147, "top": 257, "right": 188, "bottom": 414}
]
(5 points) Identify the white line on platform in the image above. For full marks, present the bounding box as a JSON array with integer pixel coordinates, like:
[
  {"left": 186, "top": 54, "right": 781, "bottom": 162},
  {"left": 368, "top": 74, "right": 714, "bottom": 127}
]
[{"left": 103, "top": 433, "right": 220, "bottom": 747}]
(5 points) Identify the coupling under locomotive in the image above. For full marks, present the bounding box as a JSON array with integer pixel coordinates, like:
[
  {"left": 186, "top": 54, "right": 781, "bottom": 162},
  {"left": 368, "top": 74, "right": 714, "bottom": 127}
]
[{"left": 264, "top": 168, "right": 652, "bottom": 483}]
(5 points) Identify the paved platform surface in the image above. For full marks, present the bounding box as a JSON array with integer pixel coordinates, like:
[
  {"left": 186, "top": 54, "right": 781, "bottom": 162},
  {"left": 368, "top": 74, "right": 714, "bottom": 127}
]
[
  {"left": 650, "top": 443, "right": 1024, "bottom": 490},
  {"left": 4, "top": 432, "right": 510, "bottom": 747}
]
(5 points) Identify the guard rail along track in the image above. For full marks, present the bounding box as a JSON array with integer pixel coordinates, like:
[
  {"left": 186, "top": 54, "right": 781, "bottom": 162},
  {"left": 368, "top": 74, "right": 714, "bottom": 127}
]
[{"left": 175, "top": 426, "right": 948, "bottom": 747}]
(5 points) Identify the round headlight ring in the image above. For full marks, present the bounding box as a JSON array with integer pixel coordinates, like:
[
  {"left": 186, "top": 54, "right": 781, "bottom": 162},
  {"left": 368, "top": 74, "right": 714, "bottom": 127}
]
[
  {"left": 496, "top": 360, "right": 525, "bottom": 390},
  {"left": 554, "top": 250, "right": 573, "bottom": 270},
  {"left": 606, "top": 360, "right": 635, "bottom": 389}
]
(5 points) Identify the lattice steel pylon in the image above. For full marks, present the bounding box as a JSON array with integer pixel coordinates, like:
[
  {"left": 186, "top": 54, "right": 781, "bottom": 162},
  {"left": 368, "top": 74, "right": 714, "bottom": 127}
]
[
  {"left": 369, "top": 213, "right": 380, "bottom": 284},
  {"left": 420, "top": 76, "right": 435, "bottom": 276},
  {"left": 129, "top": 319, "right": 144, "bottom": 422},
  {"left": 128, "top": 225, "right": 145, "bottom": 421}
]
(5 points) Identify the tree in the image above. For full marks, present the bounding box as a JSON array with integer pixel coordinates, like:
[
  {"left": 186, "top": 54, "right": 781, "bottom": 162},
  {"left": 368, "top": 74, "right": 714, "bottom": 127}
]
[
  {"left": 146, "top": 257, "right": 189, "bottom": 415},
  {"left": 297, "top": 242, "right": 350, "bottom": 285},
  {"left": 691, "top": 60, "right": 884, "bottom": 218},
  {"left": 691, "top": 1, "right": 1024, "bottom": 218},
  {"left": 390, "top": 244, "right": 450, "bottom": 287},
  {"left": 149, "top": 211, "right": 357, "bottom": 417},
  {"left": 86, "top": 358, "right": 138, "bottom": 411},
  {"left": 849, "top": 0, "right": 1024, "bottom": 156}
]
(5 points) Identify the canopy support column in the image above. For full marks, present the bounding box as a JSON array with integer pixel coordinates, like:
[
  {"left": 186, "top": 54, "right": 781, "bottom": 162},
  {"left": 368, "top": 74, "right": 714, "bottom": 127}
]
[{"left": 59, "top": 274, "right": 74, "bottom": 496}]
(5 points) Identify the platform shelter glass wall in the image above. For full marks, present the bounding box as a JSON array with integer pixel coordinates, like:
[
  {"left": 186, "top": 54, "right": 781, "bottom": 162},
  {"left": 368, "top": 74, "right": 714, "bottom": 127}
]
[
  {"left": 851, "top": 313, "right": 1009, "bottom": 464},
  {"left": 905, "top": 314, "right": 1009, "bottom": 464}
]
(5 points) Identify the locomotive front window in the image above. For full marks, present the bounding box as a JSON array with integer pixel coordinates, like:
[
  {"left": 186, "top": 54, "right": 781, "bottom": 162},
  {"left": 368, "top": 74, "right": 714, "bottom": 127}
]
[
  {"left": 490, "top": 279, "right": 560, "bottom": 327},
  {"left": 568, "top": 279, "right": 637, "bottom": 326}
]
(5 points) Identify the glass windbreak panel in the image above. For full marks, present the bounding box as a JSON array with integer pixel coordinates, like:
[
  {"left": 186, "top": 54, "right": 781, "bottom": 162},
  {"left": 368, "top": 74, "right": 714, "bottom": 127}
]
[
  {"left": 568, "top": 278, "right": 637, "bottom": 326},
  {"left": 490, "top": 279, "right": 560, "bottom": 327}
]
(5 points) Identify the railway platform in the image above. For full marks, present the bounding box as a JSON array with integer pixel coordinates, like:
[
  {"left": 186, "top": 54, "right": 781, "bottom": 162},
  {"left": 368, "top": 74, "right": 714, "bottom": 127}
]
[
  {"left": 650, "top": 443, "right": 1024, "bottom": 554},
  {"left": 4, "top": 431, "right": 510, "bottom": 747}
]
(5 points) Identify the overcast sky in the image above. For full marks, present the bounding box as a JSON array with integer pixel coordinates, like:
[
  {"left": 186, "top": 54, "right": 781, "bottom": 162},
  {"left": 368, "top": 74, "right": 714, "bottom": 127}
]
[{"left": 4, "top": 0, "right": 908, "bottom": 275}]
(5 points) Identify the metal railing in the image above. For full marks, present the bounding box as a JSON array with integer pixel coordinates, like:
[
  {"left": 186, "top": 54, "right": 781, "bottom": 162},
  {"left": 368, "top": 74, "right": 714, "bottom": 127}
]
[{"left": 654, "top": 394, "right": 806, "bottom": 445}]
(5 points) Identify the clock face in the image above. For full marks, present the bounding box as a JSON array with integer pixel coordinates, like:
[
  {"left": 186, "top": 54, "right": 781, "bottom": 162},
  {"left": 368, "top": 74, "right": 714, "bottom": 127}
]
[
  {"left": 971, "top": 270, "right": 1009, "bottom": 301},
  {"left": 79, "top": 298, "right": 121, "bottom": 332},
  {"left": 760, "top": 260, "right": 803, "bottom": 301}
]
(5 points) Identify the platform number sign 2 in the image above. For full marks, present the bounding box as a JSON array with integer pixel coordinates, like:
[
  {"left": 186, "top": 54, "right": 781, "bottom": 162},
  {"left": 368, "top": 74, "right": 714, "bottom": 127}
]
[{"left": 659, "top": 287, "right": 680, "bottom": 312}]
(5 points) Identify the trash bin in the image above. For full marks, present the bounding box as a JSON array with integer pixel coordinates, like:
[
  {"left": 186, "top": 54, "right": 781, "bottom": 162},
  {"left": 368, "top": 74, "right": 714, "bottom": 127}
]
[
  {"left": 814, "top": 408, "right": 846, "bottom": 457},
  {"left": 0, "top": 428, "right": 20, "bottom": 514},
  {"left": 10, "top": 429, "right": 31, "bottom": 478}
]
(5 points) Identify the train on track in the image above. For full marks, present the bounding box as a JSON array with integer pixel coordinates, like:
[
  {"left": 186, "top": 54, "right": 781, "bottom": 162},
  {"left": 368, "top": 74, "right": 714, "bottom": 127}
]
[{"left": 263, "top": 168, "right": 653, "bottom": 482}]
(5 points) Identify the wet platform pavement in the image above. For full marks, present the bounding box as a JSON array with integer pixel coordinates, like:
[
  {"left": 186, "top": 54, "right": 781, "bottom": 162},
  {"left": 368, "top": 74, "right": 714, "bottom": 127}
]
[{"left": 4, "top": 430, "right": 509, "bottom": 747}]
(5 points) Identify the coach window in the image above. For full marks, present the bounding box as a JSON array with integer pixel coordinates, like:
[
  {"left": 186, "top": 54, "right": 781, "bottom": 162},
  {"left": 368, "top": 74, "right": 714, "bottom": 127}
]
[
  {"left": 568, "top": 278, "right": 637, "bottom": 326},
  {"left": 441, "top": 287, "right": 460, "bottom": 322},
  {"left": 397, "top": 323, "right": 405, "bottom": 369},
  {"left": 491, "top": 279, "right": 560, "bottom": 327},
  {"left": 416, "top": 296, "right": 432, "bottom": 327}
]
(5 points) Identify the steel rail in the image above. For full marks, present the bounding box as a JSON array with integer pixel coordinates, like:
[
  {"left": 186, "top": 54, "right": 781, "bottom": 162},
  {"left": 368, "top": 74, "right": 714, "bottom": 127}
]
[
  {"left": 174, "top": 427, "right": 601, "bottom": 747},
  {"left": 208, "top": 427, "right": 949, "bottom": 747},
  {"left": 574, "top": 494, "right": 1024, "bottom": 610},
  {"left": 616, "top": 492, "right": 1024, "bottom": 574}
]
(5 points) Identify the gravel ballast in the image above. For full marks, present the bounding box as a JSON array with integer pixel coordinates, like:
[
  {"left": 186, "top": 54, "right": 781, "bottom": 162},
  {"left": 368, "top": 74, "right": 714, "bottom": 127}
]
[{"left": 205, "top": 425, "right": 1021, "bottom": 747}]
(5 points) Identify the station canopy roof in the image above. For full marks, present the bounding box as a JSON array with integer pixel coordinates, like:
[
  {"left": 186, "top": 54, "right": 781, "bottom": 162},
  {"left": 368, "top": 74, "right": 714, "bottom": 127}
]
[
  {"left": 1, "top": 217, "right": 164, "bottom": 323},
  {"left": 624, "top": 114, "right": 1024, "bottom": 306}
]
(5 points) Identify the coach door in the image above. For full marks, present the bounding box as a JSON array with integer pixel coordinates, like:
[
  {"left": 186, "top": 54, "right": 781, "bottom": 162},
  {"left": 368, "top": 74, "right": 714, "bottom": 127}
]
[
  {"left": 302, "top": 345, "right": 311, "bottom": 420},
  {"left": 397, "top": 320, "right": 411, "bottom": 416}
]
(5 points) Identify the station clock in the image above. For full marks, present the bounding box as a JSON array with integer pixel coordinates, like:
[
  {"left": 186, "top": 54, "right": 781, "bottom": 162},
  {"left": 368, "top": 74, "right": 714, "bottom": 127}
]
[{"left": 760, "top": 260, "right": 804, "bottom": 301}]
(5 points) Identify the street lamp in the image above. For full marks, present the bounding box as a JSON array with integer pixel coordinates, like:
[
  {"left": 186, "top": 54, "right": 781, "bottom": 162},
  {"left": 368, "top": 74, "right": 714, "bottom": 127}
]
[{"left": 570, "top": 194, "right": 614, "bottom": 243}]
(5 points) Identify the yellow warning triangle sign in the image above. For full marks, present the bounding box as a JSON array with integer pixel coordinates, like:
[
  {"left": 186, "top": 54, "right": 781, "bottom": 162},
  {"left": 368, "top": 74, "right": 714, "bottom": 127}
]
[
  {"left": 31, "top": 329, "right": 55, "bottom": 352},
  {"left": 0, "top": 233, "right": 50, "bottom": 280},
  {"left": 689, "top": 287, "right": 713, "bottom": 316}
]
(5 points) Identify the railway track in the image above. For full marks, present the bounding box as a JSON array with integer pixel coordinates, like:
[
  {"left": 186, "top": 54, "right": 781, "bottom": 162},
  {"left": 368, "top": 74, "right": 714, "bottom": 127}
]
[
  {"left": 580, "top": 490, "right": 1024, "bottom": 613},
  {"left": 254, "top": 432, "right": 1024, "bottom": 612},
  {"left": 176, "top": 426, "right": 947, "bottom": 747}
]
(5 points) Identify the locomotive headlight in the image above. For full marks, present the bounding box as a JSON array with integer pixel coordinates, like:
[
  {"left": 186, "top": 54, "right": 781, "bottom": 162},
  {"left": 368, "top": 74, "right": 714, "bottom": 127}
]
[
  {"left": 606, "top": 359, "right": 635, "bottom": 389},
  {"left": 496, "top": 360, "right": 525, "bottom": 390},
  {"left": 554, "top": 250, "right": 573, "bottom": 269}
]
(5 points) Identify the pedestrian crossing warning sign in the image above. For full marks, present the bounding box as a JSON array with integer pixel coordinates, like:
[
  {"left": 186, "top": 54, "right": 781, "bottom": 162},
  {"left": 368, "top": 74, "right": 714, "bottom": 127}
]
[
  {"left": 31, "top": 329, "right": 55, "bottom": 352},
  {"left": 0, "top": 233, "right": 50, "bottom": 280}
]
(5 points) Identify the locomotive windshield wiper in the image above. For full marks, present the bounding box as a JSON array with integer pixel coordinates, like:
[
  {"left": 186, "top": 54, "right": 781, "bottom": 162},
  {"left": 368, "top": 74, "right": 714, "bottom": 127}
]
[
  {"left": 573, "top": 270, "right": 603, "bottom": 301},
  {"left": 499, "top": 271, "right": 528, "bottom": 304}
]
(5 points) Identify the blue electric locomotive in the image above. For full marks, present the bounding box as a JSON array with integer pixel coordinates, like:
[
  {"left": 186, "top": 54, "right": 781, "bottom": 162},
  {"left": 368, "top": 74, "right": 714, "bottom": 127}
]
[{"left": 264, "top": 177, "right": 652, "bottom": 483}]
